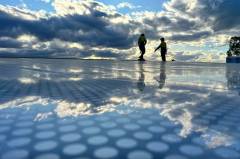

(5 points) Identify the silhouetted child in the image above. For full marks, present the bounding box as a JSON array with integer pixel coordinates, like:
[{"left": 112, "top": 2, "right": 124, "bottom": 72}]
[
  {"left": 155, "top": 38, "right": 167, "bottom": 62},
  {"left": 138, "top": 34, "right": 147, "bottom": 61}
]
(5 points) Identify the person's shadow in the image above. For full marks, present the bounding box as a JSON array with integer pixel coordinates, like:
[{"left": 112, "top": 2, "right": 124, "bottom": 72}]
[
  {"left": 137, "top": 61, "right": 146, "bottom": 92},
  {"left": 156, "top": 62, "right": 166, "bottom": 89}
]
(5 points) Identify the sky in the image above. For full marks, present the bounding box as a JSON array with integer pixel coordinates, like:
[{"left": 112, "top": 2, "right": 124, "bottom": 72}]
[{"left": 0, "top": 0, "right": 239, "bottom": 62}]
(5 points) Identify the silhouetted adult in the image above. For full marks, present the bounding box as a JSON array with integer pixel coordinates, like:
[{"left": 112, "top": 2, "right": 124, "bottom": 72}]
[
  {"left": 155, "top": 38, "right": 167, "bottom": 62},
  {"left": 138, "top": 34, "right": 147, "bottom": 61}
]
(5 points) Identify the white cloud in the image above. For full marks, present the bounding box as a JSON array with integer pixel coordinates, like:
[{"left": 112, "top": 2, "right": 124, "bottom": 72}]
[
  {"left": 52, "top": 0, "right": 117, "bottom": 16},
  {"left": 0, "top": 0, "right": 239, "bottom": 62},
  {"left": 117, "top": 2, "right": 141, "bottom": 9}
]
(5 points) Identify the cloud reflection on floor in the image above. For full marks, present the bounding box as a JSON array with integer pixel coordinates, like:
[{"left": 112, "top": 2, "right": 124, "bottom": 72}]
[{"left": 0, "top": 59, "right": 240, "bottom": 159}]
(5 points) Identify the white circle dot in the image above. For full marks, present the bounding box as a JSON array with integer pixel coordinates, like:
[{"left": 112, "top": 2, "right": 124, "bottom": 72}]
[
  {"left": 128, "top": 150, "right": 153, "bottom": 159},
  {"left": 96, "top": 116, "right": 110, "bottom": 122},
  {"left": 60, "top": 133, "right": 81, "bottom": 142},
  {"left": 16, "top": 121, "right": 34, "bottom": 127},
  {"left": 0, "top": 135, "right": 7, "bottom": 141},
  {"left": 58, "top": 119, "right": 75, "bottom": 125},
  {"left": 124, "top": 124, "right": 140, "bottom": 131},
  {"left": 116, "top": 118, "right": 130, "bottom": 123},
  {"left": 78, "top": 120, "right": 95, "bottom": 126},
  {"left": 63, "top": 144, "right": 87, "bottom": 156},
  {"left": 130, "top": 114, "right": 142, "bottom": 119},
  {"left": 179, "top": 145, "right": 203, "bottom": 156},
  {"left": 215, "top": 147, "right": 240, "bottom": 158},
  {"left": 107, "top": 112, "right": 119, "bottom": 117},
  {"left": 160, "top": 121, "right": 175, "bottom": 127},
  {"left": 94, "top": 147, "right": 118, "bottom": 158},
  {"left": 149, "top": 116, "right": 163, "bottom": 121},
  {"left": 107, "top": 129, "right": 126, "bottom": 137},
  {"left": 36, "top": 123, "right": 54, "bottom": 130},
  {"left": 134, "top": 132, "right": 153, "bottom": 140},
  {"left": 137, "top": 119, "right": 152, "bottom": 125},
  {"left": 82, "top": 127, "right": 101, "bottom": 135},
  {"left": 18, "top": 116, "right": 33, "bottom": 121},
  {"left": 8, "top": 137, "right": 31, "bottom": 148},
  {"left": 101, "top": 122, "right": 117, "bottom": 129},
  {"left": 88, "top": 136, "right": 108, "bottom": 146},
  {"left": 0, "top": 126, "right": 10, "bottom": 133},
  {"left": 116, "top": 138, "right": 137, "bottom": 149},
  {"left": 161, "top": 134, "right": 182, "bottom": 143},
  {"left": 59, "top": 125, "right": 77, "bottom": 133},
  {"left": 35, "top": 153, "right": 60, "bottom": 159},
  {"left": 148, "top": 126, "right": 166, "bottom": 133},
  {"left": 146, "top": 142, "right": 169, "bottom": 153},
  {"left": 35, "top": 131, "right": 56, "bottom": 139},
  {"left": 34, "top": 141, "right": 57, "bottom": 151},
  {"left": 12, "top": 128, "right": 33, "bottom": 136},
  {"left": 1, "top": 150, "right": 29, "bottom": 159},
  {"left": 0, "top": 119, "right": 14, "bottom": 125}
]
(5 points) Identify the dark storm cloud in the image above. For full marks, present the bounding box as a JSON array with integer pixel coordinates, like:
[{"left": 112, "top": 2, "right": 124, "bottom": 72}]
[
  {"left": 0, "top": 8, "right": 135, "bottom": 49},
  {"left": 0, "top": 0, "right": 239, "bottom": 62},
  {"left": 168, "top": 18, "right": 198, "bottom": 32},
  {"left": 0, "top": 47, "right": 122, "bottom": 59},
  {"left": 166, "top": 0, "right": 240, "bottom": 32},
  {"left": 202, "top": 0, "right": 240, "bottom": 31},
  {"left": 1, "top": 0, "right": 238, "bottom": 50},
  {"left": 141, "top": 16, "right": 202, "bottom": 41},
  {"left": 170, "top": 31, "right": 211, "bottom": 41},
  {"left": 152, "top": 0, "right": 240, "bottom": 41},
  {"left": 0, "top": 38, "right": 22, "bottom": 48}
]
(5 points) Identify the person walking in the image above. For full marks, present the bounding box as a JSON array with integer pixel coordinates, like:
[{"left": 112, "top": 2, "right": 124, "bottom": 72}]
[
  {"left": 138, "top": 34, "right": 147, "bottom": 61},
  {"left": 155, "top": 38, "right": 167, "bottom": 62}
]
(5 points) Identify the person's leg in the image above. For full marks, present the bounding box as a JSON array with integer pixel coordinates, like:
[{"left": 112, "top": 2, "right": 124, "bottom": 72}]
[
  {"left": 142, "top": 46, "right": 145, "bottom": 60},
  {"left": 139, "top": 45, "right": 145, "bottom": 60},
  {"left": 161, "top": 52, "right": 166, "bottom": 61},
  {"left": 163, "top": 54, "right": 166, "bottom": 61},
  {"left": 138, "top": 46, "right": 142, "bottom": 59}
]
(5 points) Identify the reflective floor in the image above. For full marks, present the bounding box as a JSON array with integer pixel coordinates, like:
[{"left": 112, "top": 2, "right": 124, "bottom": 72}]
[{"left": 0, "top": 58, "right": 240, "bottom": 159}]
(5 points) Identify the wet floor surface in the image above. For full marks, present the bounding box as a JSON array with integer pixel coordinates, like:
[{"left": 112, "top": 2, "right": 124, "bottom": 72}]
[{"left": 0, "top": 58, "right": 240, "bottom": 159}]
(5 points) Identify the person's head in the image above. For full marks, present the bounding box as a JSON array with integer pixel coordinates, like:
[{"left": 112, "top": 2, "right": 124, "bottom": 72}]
[
  {"left": 161, "top": 37, "right": 165, "bottom": 42},
  {"left": 141, "top": 34, "right": 145, "bottom": 37}
]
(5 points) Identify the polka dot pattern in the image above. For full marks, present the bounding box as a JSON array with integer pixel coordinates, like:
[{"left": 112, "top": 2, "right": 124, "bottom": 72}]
[
  {"left": 116, "top": 138, "right": 137, "bottom": 149},
  {"left": 179, "top": 145, "right": 203, "bottom": 156},
  {"left": 87, "top": 136, "right": 108, "bottom": 146},
  {"left": 0, "top": 59, "right": 240, "bottom": 159},
  {"left": 128, "top": 150, "right": 153, "bottom": 159},
  {"left": 94, "top": 147, "right": 118, "bottom": 158},
  {"left": 146, "top": 141, "right": 169, "bottom": 153},
  {"left": 34, "top": 141, "right": 57, "bottom": 151},
  {"left": 63, "top": 144, "right": 87, "bottom": 156}
]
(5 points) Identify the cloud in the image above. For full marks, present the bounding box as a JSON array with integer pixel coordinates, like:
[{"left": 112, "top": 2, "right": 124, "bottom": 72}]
[
  {"left": 170, "top": 31, "right": 212, "bottom": 41},
  {"left": 117, "top": 2, "right": 141, "bottom": 10},
  {"left": 0, "top": 0, "right": 239, "bottom": 62},
  {"left": 0, "top": 2, "right": 136, "bottom": 49},
  {"left": 0, "top": 37, "right": 22, "bottom": 48},
  {"left": 163, "top": 0, "right": 240, "bottom": 33}
]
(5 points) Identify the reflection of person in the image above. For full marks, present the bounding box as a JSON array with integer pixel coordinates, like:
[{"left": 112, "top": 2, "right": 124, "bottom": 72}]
[
  {"left": 155, "top": 38, "right": 167, "bottom": 62},
  {"left": 156, "top": 62, "right": 166, "bottom": 89},
  {"left": 137, "top": 62, "right": 145, "bottom": 92},
  {"left": 138, "top": 34, "right": 147, "bottom": 61}
]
